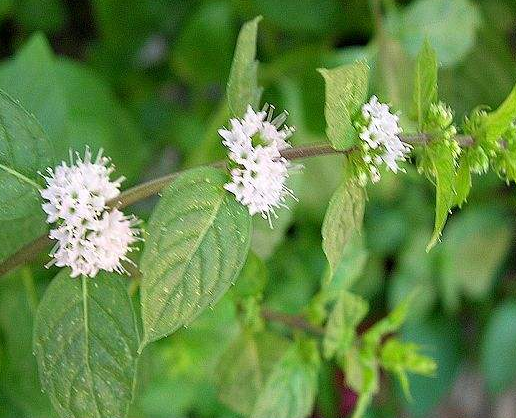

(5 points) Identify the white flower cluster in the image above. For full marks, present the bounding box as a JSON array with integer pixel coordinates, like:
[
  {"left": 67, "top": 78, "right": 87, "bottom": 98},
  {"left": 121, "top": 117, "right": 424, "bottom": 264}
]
[
  {"left": 357, "top": 96, "right": 410, "bottom": 184},
  {"left": 219, "top": 105, "right": 297, "bottom": 226},
  {"left": 41, "top": 149, "right": 140, "bottom": 278}
]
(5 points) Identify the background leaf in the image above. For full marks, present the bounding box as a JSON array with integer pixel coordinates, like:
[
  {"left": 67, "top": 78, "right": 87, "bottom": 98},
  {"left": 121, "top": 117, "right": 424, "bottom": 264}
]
[
  {"left": 322, "top": 233, "right": 368, "bottom": 292},
  {"left": 11, "top": 0, "right": 65, "bottom": 32},
  {"left": 251, "top": 339, "right": 320, "bottom": 418},
  {"left": 0, "top": 34, "right": 68, "bottom": 147},
  {"left": 134, "top": 296, "right": 240, "bottom": 418},
  {"left": 52, "top": 59, "right": 149, "bottom": 182},
  {"left": 481, "top": 301, "right": 516, "bottom": 393},
  {"left": 342, "top": 346, "right": 379, "bottom": 418},
  {"left": 33, "top": 271, "right": 140, "bottom": 418},
  {"left": 398, "top": 316, "right": 461, "bottom": 416},
  {"left": 0, "top": 269, "right": 53, "bottom": 417},
  {"left": 171, "top": 1, "right": 234, "bottom": 87},
  {"left": 0, "top": 34, "right": 148, "bottom": 183},
  {"left": 363, "top": 291, "right": 414, "bottom": 348},
  {"left": 226, "top": 16, "right": 263, "bottom": 118},
  {"left": 0, "top": 89, "right": 53, "bottom": 263},
  {"left": 387, "top": 0, "right": 481, "bottom": 67},
  {"left": 319, "top": 61, "right": 369, "bottom": 150},
  {"left": 440, "top": 206, "right": 512, "bottom": 310},
  {"left": 388, "top": 229, "right": 438, "bottom": 320},
  {"left": 323, "top": 290, "right": 367, "bottom": 359},
  {"left": 380, "top": 338, "right": 436, "bottom": 399},
  {"left": 321, "top": 175, "right": 366, "bottom": 276},
  {"left": 245, "top": 0, "right": 341, "bottom": 35},
  {"left": 140, "top": 167, "right": 252, "bottom": 346},
  {"left": 216, "top": 329, "right": 288, "bottom": 415},
  {"left": 230, "top": 251, "right": 268, "bottom": 300}
]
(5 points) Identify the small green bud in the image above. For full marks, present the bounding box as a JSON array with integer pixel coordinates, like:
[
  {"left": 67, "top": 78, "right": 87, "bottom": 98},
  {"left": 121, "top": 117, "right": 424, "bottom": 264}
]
[
  {"left": 424, "top": 102, "right": 458, "bottom": 143},
  {"left": 463, "top": 106, "right": 489, "bottom": 137},
  {"left": 490, "top": 122, "right": 516, "bottom": 182},
  {"left": 467, "top": 146, "right": 489, "bottom": 174}
]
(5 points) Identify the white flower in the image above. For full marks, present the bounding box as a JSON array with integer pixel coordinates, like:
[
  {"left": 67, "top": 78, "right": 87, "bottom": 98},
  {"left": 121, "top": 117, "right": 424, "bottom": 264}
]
[
  {"left": 41, "top": 148, "right": 140, "bottom": 278},
  {"left": 40, "top": 148, "right": 123, "bottom": 224},
  {"left": 219, "top": 105, "right": 297, "bottom": 226},
  {"left": 357, "top": 96, "right": 410, "bottom": 183}
]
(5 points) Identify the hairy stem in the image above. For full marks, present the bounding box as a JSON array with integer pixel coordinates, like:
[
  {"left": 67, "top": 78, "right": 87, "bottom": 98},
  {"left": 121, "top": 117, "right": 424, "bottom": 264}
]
[
  {"left": 0, "top": 235, "right": 53, "bottom": 278},
  {"left": 0, "top": 135, "right": 474, "bottom": 278},
  {"left": 112, "top": 144, "right": 342, "bottom": 210}
]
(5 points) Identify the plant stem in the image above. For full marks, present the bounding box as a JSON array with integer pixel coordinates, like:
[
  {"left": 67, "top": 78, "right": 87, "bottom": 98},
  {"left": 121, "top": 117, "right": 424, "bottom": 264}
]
[
  {"left": 111, "top": 160, "right": 226, "bottom": 210},
  {"left": 0, "top": 235, "right": 52, "bottom": 278},
  {"left": 261, "top": 308, "right": 324, "bottom": 336},
  {"left": 0, "top": 135, "right": 474, "bottom": 278}
]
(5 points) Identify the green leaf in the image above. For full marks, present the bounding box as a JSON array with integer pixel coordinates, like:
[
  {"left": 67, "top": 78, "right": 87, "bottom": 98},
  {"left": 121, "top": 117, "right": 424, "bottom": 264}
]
[
  {"left": 412, "top": 39, "right": 438, "bottom": 130},
  {"left": 251, "top": 204, "right": 294, "bottom": 260},
  {"left": 318, "top": 61, "right": 369, "bottom": 150},
  {"left": 453, "top": 153, "right": 472, "bottom": 208},
  {"left": 0, "top": 269, "right": 53, "bottom": 416},
  {"left": 323, "top": 290, "right": 368, "bottom": 359},
  {"left": 52, "top": 59, "right": 148, "bottom": 182},
  {"left": 264, "top": 227, "right": 323, "bottom": 315},
  {"left": 388, "top": 0, "right": 481, "bottom": 67},
  {"left": 363, "top": 291, "right": 416, "bottom": 348},
  {"left": 483, "top": 82, "right": 516, "bottom": 143},
  {"left": 140, "top": 167, "right": 252, "bottom": 347},
  {"left": 338, "top": 346, "right": 379, "bottom": 418},
  {"left": 399, "top": 316, "right": 461, "bottom": 416},
  {"left": 0, "top": 34, "right": 68, "bottom": 147},
  {"left": 13, "top": 0, "right": 66, "bottom": 32},
  {"left": 380, "top": 338, "right": 436, "bottom": 400},
  {"left": 424, "top": 142, "right": 457, "bottom": 251},
  {"left": 247, "top": 0, "right": 341, "bottom": 35},
  {"left": 217, "top": 330, "right": 288, "bottom": 415},
  {"left": 351, "top": 363, "right": 378, "bottom": 418},
  {"left": 481, "top": 301, "right": 516, "bottom": 393},
  {"left": 33, "top": 271, "right": 140, "bottom": 418},
  {"left": 172, "top": 1, "right": 234, "bottom": 86},
  {"left": 376, "top": 33, "right": 413, "bottom": 120},
  {"left": 137, "top": 296, "right": 239, "bottom": 417},
  {"left": 227, "top": 16, "right": 263, "bottom": 118},
  {"left": 440, "top": 207, "right": 512, "bottom": 311},
  {"left": 0, "top": 0, "right": 11, "bottom": 18},
  {"left": 0, "top": 34, "right": 148, "bottom": 183},
  {"left": 338, "top": 346, "right": 363, "bottom": 394},
  {"left": 321, "top": 175, "right": 366, "bottom": 277},
  {"left": 251, "top": 339, "right": 320, "bottom": 418},
  {"left": 388, "top": 230, "right": 439, "bottom": 321},
  {"left": 0, "top": 89, "right": 53, "bottom": 263},
  {"left": 231, "top": 251, "right": 268, "bottom": 300},
  {"left": 439, "top": 24, "right": 516, "bottom": 120},
  {"left": 322, "top": 233, "right": 368, "bottom": 292}
]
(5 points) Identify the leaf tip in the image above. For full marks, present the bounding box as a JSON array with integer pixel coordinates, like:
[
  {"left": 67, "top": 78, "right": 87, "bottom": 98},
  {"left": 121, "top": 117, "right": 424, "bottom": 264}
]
[
  {"left": 245, "top": 15, "right": 263, "bottom": 28},
  {"left": 316, "top": 67, "right": 328, "bottom": 78},
  {"left": 425, "top": 236, "right": 438, "bottom": 252}
]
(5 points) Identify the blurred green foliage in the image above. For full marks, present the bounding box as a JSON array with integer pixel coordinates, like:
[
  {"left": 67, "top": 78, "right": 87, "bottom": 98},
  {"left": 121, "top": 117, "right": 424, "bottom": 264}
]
[{"left": 0, "top": 0, "right": 515, "bottom": 417}]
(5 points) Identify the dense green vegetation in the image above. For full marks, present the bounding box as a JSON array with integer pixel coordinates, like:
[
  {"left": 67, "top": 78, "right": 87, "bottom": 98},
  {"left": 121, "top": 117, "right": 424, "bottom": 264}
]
[{"left": 1, "top": 1, "right": 516, "bottom": 417}]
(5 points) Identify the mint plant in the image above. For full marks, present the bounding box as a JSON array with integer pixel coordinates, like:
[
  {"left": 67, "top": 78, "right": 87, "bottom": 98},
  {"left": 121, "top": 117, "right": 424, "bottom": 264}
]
[{"left": 0, "top": 9, "right": 516, "bottom": 418}]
